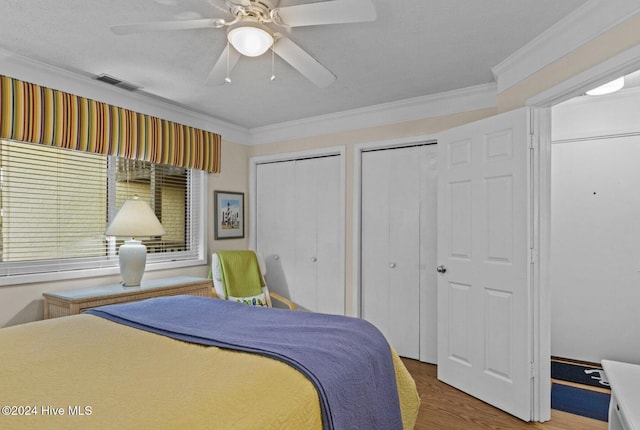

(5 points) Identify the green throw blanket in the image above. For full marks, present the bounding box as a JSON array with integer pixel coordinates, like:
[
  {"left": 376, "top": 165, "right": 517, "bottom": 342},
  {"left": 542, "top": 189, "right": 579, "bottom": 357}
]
[{"left": 217, "top": 250, "right": 265, "bottom": 299}]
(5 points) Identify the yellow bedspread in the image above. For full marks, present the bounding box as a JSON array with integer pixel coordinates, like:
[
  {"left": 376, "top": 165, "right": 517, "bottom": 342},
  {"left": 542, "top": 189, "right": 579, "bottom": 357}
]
[{"left": 0, "top": 314, "right": 419, "bottom": 429}]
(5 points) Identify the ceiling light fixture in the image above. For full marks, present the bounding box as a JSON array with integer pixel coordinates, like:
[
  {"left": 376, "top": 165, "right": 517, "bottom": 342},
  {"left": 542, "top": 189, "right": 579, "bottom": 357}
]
[
  {"left": 227, "top": 21, "right": 273, "bottom": 57},
  {"left": 586, "top": 77, "right": 625, "bottom": 96},
  {"left": 225, "top": 42, "right": 232, "bottom": 83},
  {"left": 270, "top": 47, "right": 276, "bottom": 81}
]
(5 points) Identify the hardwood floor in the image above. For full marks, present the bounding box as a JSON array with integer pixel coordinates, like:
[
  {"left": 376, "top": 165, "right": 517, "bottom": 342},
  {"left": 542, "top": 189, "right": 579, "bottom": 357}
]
[{"left": 402, "top": 358, "right": 608, "bottom": 430}]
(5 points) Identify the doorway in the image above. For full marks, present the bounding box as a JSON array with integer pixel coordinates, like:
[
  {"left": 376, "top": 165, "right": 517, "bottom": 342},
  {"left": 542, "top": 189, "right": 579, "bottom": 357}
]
[
  {"left": 549, "top": 70, "right": 640, "bottom": 365},
  {"left": 531, "top": 48, "right": 640, "bottom": 421}
]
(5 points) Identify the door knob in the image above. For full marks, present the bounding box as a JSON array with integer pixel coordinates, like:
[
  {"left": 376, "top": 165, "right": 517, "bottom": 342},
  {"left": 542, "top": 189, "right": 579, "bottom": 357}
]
[
  {"left": 311, "top": 257, "right": 317, "bottom": 262},
  {"left": 389, "top": 262, "right": 396, "bottom": 268},
  {"left": 436, "top": 265, "right": 447, "bottom": 273}
]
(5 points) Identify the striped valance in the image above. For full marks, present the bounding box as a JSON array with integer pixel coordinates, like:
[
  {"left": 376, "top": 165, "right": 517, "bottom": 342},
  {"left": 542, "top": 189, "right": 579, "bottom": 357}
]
[{"left": 0, "top": 75, "right": 221, "bottom": 173}]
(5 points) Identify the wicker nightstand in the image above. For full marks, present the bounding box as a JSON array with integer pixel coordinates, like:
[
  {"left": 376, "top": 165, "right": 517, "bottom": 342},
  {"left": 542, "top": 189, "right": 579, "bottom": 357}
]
[{"left": 43, "top": 276, "right": 213, "bottom": 319}]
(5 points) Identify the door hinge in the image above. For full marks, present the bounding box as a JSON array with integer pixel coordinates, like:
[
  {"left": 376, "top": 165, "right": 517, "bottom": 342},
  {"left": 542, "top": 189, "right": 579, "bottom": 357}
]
[
  {"left": 529, "top": 248, "right": 537, "bottom": 264},
  {"left": 530, "top": 362, "right": 537, "bottom": 379}
]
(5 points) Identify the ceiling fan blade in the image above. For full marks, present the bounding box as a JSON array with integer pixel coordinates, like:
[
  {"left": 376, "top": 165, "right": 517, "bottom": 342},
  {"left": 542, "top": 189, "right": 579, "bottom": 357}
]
[
  {"left": 273, "top": 37, "right": 336, "bottom": 88},
  {"left": 273, "top": 0, "right": 376, "bottom": 27},
  {"left": 206, "top": 45, "right": 241, "bottom": 85},
  {"left": 229, "top": 0, "right": 251, "bottom": 6},
  {"left": 110, "top": 18, "right": 225, "bottom": 35}
]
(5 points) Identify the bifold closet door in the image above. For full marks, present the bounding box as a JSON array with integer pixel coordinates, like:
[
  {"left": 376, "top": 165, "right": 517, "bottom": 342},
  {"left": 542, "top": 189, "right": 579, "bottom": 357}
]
[
  {"left": 256, "top": 160, "right": 296, "bottom": 305},
  {"left": 293, "top": 156, "right": 343, "bottom": 314},
  {"left": 256, "top": 155, "right": 343, "bottom": 315},
  {"left": 361, "top": 144, "right": 436, "bottom": 361}
]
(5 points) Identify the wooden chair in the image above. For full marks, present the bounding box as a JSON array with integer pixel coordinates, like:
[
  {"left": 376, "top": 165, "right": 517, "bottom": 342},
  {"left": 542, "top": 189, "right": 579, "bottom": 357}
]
[{"left": 211, "top": 250, "right": 296, "bottom": 310}]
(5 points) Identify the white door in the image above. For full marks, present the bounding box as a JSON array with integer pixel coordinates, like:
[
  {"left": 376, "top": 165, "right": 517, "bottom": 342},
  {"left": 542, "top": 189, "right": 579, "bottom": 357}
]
[
  {"left": 293, "top": 156, "right": 343, "bottom": 314},
  {"left": 256, "top": 155, "right": 344, "bottom": 314},
  {"left": 437, "top": 108, "right": 532, "bottom": 421},
  {"left": 361, "top": 144, "right": 437, "bottom": 361},
  {"left": 256, "top": 160, "right": 296, "bottom": 301},
  {"left": 313, "top": 157, "right": 344, "bottom": 315}
]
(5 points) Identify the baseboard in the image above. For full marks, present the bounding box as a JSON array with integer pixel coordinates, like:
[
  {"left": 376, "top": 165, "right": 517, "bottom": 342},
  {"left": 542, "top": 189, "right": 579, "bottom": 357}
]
[{"left": 551, "top": 356, "right": 602, "bottom": 369}]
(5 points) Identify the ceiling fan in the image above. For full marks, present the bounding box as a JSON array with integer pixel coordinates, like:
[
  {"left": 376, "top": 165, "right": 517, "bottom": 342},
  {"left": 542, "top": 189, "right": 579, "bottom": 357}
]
[{"left": 110, "top": 0, "right": 377, "bottom": 88}]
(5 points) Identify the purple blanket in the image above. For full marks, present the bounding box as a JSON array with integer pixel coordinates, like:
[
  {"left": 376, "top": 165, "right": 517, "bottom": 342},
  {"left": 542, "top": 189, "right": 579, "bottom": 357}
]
[{"left": 87, "top": 295, "right": 402, "bottom": 430}]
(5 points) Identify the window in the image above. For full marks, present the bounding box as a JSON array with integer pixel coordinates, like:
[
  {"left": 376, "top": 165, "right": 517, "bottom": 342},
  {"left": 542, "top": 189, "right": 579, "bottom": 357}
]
[{"left": 0, "top": 139, "right": 204, "bottom": 283}]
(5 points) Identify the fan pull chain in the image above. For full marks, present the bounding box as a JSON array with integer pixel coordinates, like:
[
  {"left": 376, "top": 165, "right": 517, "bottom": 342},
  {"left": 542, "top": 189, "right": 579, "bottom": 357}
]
[
  {"left": 270, "top": 47, "right": 276, "bottom": 81},
  {"left": 225, "top": 42, "right": 232, "bottom": 84}
]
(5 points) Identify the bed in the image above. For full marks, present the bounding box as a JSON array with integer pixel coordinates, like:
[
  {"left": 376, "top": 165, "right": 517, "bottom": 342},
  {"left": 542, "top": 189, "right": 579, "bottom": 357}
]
[{"left": 0, "top": 295, "right": 420, "bottom": 429}]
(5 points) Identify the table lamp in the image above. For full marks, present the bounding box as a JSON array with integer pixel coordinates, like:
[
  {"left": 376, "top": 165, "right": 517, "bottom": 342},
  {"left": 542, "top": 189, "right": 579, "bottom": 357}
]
[{"left": 105, "top": 194, "right": 166, "bottom": 286}]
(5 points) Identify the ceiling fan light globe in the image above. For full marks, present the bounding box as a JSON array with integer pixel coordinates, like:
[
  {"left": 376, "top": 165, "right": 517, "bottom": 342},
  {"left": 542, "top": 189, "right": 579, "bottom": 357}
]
[{"left": 228, "top": 25, "right": 273, "bottom": 57}]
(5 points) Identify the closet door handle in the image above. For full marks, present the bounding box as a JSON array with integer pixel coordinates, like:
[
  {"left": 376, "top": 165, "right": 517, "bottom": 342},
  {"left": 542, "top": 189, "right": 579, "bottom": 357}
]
[
  {"left": 436, "top": 265, "right": 447, "bottom": 274},
  {"left": 273, "top": 255, "right": 280, "bottom": 260}
]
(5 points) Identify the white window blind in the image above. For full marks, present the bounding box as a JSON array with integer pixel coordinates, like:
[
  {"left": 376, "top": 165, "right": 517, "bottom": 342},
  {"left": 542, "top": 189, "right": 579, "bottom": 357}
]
[{"left": 0, "top": 139, "right": 203, "bottom": 280}]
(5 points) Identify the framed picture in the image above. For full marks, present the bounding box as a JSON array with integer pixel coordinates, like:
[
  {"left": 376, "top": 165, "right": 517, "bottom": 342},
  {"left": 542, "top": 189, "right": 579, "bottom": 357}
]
[{"left": 214, "top": 191, "right": 244, "bottom": 239}]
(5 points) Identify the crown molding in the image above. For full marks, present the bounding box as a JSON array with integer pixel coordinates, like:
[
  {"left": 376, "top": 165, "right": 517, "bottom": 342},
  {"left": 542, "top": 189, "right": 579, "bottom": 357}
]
[
  {"left": 0, "top": 47, "right": 250, "bottom": 144},
  {"left": 247, "top": 83, "right": 497, "bottom": 145},
  {"left": 527, "top": 42, "right": 640, "bottom": 108},
  {"left": 3, "top": 1, "right": 638, "bottom": 148},
  {"left": 0, "top": 46, "right": 496, "bottom": 147},
  {"left": 492, "top": 0, "right": 640, "bottom": 93}
]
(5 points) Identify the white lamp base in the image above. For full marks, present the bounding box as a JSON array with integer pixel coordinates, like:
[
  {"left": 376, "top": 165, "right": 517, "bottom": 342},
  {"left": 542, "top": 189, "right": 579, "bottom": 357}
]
[{"left": 118, "top": 239, "right": 147, "bottom": 287}]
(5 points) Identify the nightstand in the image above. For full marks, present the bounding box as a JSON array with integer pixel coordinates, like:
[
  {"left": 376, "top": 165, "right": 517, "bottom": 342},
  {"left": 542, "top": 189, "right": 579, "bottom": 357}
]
[
  {"left": 602, "top": 360, "right": 640, "bottom": 430},
  {"left": 43, "top": 276, "right": 213, "bottom": 319}
]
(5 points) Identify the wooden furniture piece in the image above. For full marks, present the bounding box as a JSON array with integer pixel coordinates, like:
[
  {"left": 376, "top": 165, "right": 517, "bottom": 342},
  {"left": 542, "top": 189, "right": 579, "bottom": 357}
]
[
  {"left": 43, "top": 276, "right": 212, "bottom": 319},
  {"left": 602, "top": 359, "right": 640, "bottom": 430}
]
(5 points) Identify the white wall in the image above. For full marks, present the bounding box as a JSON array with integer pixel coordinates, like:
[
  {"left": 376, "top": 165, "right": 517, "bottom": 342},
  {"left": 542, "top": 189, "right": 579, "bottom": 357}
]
[{"left": 551, "top": 87, "right": 640, "bottom": 363}]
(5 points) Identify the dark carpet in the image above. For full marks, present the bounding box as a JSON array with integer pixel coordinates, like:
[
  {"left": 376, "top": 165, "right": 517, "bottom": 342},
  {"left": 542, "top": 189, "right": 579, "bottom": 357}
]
[{"left": 551, "top": 358, "right": 610, "bottom": 422}]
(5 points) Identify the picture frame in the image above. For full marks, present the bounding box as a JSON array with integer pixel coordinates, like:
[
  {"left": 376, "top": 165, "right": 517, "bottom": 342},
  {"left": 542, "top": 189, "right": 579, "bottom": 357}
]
[{"left": 214, "top": 190, "right": 244, "bottom": 239}]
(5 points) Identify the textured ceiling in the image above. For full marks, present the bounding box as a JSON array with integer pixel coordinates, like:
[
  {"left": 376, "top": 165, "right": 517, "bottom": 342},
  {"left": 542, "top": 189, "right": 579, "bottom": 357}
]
[{"left": 0, "top": 0, "right": 589, "bottom": 129}]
